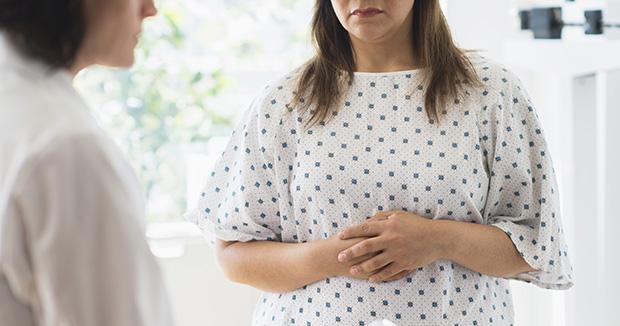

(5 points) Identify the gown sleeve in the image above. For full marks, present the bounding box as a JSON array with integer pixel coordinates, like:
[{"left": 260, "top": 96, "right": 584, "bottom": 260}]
[
  {"left": 479, "top": 68, "right": 574, "bottom": 290},
  {"left": 186, "top": 93, "right": 283, "bottom": 244}
]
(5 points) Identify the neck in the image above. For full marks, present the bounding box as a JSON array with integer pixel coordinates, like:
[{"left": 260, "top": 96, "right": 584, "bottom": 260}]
[
  {"left": 69, "top": 52, "right": 92, "bottom": 78},
  {"left": 349, "top": 19, "right": 417, "bottom": 73},
  {"left": 69, "top": 62, "right": 85, "bottom": 79}
]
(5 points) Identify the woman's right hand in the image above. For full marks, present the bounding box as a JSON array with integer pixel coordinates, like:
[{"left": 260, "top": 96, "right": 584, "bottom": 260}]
[
  {"left": 318, "top": 236, "right": 378, "bottom": 279},
  {"left": 311, "top": 235, "right": 381, "bottom": 280},
  {"left": 310, "top": 235, "right": 414, "bottom": 282}
]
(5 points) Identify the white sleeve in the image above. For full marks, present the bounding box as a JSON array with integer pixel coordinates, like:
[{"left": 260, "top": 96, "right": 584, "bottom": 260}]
[
  {"left": 10, "top": 133, "right": 174, "bottom": 326},
  {"left": 186, "top": 94, "right": 283, "bottom": 245},
  {"left": 480, "top": 70, "right": 574, "bottom": 290}
]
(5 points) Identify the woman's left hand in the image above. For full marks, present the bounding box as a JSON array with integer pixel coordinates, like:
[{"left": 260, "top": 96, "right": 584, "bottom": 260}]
[{"left": 337, "top": 210, "right": 446, "bottom": 282}]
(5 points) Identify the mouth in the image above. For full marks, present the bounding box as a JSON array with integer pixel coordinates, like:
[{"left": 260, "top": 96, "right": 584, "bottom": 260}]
[{"left": 351, "top": 7, "right": 384, "bottom": 18}]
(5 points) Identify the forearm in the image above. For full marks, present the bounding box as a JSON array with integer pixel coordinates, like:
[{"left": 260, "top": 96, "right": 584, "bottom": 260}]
[
  {"left": 434, "top": 220, "right": 536, "bottom": 278},
  {"left": 215, "top": 239, "right": 328, "bottom": 293}
]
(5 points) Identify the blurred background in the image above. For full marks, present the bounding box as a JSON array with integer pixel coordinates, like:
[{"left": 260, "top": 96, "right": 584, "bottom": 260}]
[{"left": 74, "top": 0, "right": 620, "bottom": 325}]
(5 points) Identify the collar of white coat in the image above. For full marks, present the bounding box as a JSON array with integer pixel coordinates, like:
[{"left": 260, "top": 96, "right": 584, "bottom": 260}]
[{"left": 0, "top": 31, "right": 73, "bottom": 86}]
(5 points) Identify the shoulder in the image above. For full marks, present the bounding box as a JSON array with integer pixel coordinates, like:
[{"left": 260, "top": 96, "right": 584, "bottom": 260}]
[
  {"left": 243, "top": 67, "right": 304, "bottom": 129},
  {"left": 463, "top": 53, "right": 533, "bottom": 122},
  {"left": 466, "top": 52, "right": 525, "bottom": 95},
  {"left": 0, "top": 69, "right": 98, "bottom": 147},
  {"left": 1, "top": 69, "right": 118, "bottom": 191},
  {"left": 255, "top": 67, "right": 303, "bottom": 108}
]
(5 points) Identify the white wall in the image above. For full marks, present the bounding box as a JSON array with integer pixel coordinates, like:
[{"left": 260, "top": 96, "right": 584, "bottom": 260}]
[
  {"left": 444, "top": 0, "right": 521, "bottom": 60},
  {"left": 152, "top": 235, "right": 260, "bottom": 326}
]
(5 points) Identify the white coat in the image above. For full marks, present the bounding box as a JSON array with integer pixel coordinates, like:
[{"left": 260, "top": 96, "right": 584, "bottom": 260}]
[{"left": 0, "top": 33, "right": 174, "bottom": 326}]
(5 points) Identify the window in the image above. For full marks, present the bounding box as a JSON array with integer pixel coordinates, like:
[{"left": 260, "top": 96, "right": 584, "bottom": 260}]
[{"left": 75, "top": 0, "right": 312, "bottom": 222}]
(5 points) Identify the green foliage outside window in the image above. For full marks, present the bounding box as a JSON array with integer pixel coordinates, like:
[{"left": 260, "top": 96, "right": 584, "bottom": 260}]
[{"left": 76, "top": 0, "right": 310, "bottom": 222}]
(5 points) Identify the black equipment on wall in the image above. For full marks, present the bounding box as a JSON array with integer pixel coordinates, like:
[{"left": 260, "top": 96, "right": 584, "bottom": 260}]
[{"left": 519, "top": 7, "right": 620, "bottom": 39}]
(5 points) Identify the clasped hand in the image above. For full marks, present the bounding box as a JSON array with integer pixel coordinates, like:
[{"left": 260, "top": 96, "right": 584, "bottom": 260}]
[{"left": 335, "top": 210, "right": 443, "bottom": 283}]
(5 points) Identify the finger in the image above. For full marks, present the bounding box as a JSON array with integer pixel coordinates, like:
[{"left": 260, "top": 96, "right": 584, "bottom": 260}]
[
  {"left": 383, "top": 269, "right": 412, "bottom": 282},
  {"left": 387, "top": 213, "right": 398, "bottom": 220},
  {"left": 368, "top": 262, "right": 401, "bottom": 282},
  {"left": 352, "top": 253, "right": 392, "bottom": 275},
  {"left": 337, "top": 238, "right": 384, "bottom": 262},
  {"left": 339, "top": 221, "right": 383, "bottom": 240},
  {"left": 348, "top": 252, "right": 378, "bottom": 266},
  {"left": 368, "top": 210, "right": 398, "bottom": 221}
]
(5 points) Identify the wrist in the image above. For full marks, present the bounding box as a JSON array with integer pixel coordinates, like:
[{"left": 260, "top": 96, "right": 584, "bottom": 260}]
[
  {"left": 304, "top": 238, "right": 334, "bottom": 279},
  {"left": 431, "top": 219, "right": 458, "bottom": 261}
]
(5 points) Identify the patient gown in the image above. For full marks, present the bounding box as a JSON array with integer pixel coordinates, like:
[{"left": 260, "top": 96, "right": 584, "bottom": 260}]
[{"left": 187, "top": 55, "right": 574, "bottom": 326}]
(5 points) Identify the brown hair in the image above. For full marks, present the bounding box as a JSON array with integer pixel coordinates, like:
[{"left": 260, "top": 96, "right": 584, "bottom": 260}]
[
  {"left": 292, "top": 0, "right": 481, "bottom": 129},
  {"left": 0, "top": 0, "right": 86, "bottom": 69}
]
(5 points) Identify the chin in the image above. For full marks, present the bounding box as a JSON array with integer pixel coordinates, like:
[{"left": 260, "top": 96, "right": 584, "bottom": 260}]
[
  {"left": 352, "top": 27, "right": 392, "bottom": 43},
  {"left": 119, "top": 58, "right": 135, "bottom": 69},
  {"left": 354, "top": 33, "right": 391, "bottom": 44}
]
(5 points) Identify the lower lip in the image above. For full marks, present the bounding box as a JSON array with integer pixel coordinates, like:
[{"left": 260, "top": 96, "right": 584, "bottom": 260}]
[{"left": 353, "top": 9, "right": 383, "bottom": 18}]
